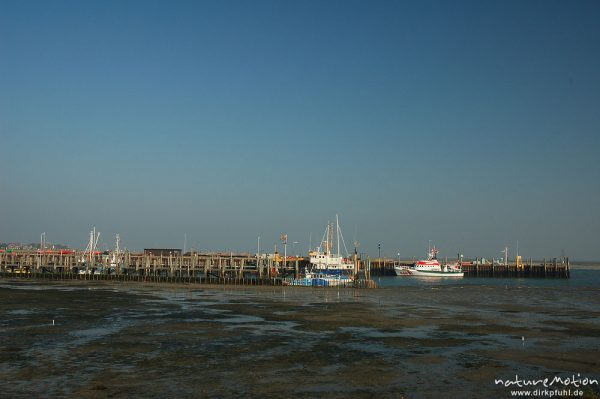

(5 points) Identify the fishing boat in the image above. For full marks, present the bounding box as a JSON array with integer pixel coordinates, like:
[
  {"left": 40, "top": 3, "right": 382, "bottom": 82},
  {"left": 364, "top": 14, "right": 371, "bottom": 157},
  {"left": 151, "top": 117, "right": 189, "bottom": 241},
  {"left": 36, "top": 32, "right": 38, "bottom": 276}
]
[
  {"left": 289, "top": 215, "right": 355, "bottom": 286},
  {"left": 78, "top": 227, "right": 101, "bottom": 275},
  {"left": 394, "top": 246, "right": 464, "bottom": 277}
]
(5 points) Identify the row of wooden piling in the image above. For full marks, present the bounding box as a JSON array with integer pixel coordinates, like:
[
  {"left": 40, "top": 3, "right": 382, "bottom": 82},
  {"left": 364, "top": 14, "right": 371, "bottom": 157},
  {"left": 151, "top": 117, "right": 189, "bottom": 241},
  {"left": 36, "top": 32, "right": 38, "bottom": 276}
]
[
  {"left": 0, "top": 271, "right": 376, "bottom": 288},
  {"left": 0, "top": 271, "right": 284, "bottom": 286},
  {"left": 369, "top": 258, "right": 570, "bottom": 278},
  {"left": 0, "top": 250, "right": 570, "bottom": 282}
]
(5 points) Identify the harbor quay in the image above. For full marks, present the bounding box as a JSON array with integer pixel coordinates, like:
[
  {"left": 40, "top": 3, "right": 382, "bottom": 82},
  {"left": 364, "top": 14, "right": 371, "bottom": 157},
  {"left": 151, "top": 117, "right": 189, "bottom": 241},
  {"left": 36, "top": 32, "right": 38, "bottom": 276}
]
[
  {"left": 369, "top": 257, "right": 571, "bottom": 278},
  {"left": 0, "top": 249, "right": 570, "bottom": 286},
  {"left": 0, "top": 249, "right": 372, "bottom": 288}
]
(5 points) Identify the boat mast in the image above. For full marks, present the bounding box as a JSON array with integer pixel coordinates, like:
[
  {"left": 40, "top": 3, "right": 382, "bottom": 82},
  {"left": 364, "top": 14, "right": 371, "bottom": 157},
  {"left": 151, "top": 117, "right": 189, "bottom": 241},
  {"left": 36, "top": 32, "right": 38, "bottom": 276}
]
[
  {"left": 327, "top": 223, "right": 332, "bottom": 254},
  {"left": 336, "top": 214, "right": 340, "bottom": 258},
  {"left": 88, "top": 229, "right": 93, "bottom": 271},
  {"left": 84, "top": 226, "right": 100, "bottom": 272},
  {"left": 325, "top": 223, "right": 329, "bottom": 268},
  {"left": 94, "top": 227, "right": 100, "bottom": 253}
]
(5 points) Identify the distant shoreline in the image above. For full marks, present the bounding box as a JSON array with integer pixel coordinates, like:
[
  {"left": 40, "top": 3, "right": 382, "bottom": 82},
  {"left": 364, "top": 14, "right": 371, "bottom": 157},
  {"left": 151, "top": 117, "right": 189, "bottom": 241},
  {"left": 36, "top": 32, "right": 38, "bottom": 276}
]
[{"left": 570, "top": 263, "right": 600, "bottom": 269}]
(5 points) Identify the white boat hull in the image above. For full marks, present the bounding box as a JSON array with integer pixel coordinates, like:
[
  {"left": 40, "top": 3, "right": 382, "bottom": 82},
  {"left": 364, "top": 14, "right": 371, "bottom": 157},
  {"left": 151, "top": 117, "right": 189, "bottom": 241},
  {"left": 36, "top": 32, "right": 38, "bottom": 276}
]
[{"left": 394, "top": 266, "right": 464, "bottom": 277}]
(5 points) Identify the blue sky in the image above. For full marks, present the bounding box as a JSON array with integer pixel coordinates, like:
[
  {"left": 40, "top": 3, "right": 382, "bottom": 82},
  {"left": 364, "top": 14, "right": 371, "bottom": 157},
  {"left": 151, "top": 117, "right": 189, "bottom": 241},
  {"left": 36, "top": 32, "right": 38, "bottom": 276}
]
[{"left": 1, "top": 0, "right": 599, "bottom": 260}]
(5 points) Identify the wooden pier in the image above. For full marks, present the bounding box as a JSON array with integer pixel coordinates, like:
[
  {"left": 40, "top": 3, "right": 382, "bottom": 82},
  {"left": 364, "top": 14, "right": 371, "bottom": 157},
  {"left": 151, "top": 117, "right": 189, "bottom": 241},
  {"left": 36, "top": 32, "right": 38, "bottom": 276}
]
[
  {"left": 0, "top": 251, "right": 570, "bottom": 284},
  {"left": 0, "top": 250, "right": 299, "bottom": 278},
  {"left": 0, "top": 250, "right": 375, "bottom": 287},
  {"left": 369, "top": 258, "right": 570, "bottom": 278}
]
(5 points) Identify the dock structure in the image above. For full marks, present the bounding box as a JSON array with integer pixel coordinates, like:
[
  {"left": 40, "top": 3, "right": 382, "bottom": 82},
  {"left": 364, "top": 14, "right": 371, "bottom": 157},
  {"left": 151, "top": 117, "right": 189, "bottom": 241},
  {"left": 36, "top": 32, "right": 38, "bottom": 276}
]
[
  {"left": 369, "top": 258, "right": 570, "bottom": 278},
  {"left": 0, "top": 250, "right": 375, "bottom": 288},
  {"left": 0, "top": 250, "right": 290, "bottom": 278},
  {"left": 0, "top": 251, "right": 570, "bottom": 284}
]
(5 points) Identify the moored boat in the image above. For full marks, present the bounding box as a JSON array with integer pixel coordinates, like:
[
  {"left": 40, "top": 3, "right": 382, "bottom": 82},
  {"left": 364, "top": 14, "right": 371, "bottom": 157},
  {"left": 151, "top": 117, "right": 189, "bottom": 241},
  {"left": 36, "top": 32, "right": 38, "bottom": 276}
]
[
  {"left": 289, "top": 215, "right": 356, "bottom": 286},
  {"left": 394, "top": 246, "right": 464, "bottom": 277}
]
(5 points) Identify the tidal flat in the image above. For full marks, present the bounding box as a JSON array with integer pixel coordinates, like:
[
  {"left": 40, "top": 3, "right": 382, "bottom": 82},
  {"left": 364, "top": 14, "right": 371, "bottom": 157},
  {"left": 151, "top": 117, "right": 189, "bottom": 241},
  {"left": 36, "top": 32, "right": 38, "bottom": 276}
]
[{"left": 1, "top": 279, "right": 599, "bottom": 398}]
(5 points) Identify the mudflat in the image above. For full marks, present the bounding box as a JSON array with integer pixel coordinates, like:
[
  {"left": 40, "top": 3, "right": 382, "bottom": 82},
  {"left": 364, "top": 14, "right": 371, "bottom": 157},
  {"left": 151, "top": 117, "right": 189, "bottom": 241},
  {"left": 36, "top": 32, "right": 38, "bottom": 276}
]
[{"left": 1, "top": 279, "right": 599, "bottom": 398}]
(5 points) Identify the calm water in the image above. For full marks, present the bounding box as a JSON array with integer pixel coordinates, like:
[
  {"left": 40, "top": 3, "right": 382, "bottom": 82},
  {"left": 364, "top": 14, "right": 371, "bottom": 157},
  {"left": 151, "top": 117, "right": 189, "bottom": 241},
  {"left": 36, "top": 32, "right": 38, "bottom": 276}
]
[{"left": 377, "top": 265, "right": 600, "bottom": 289}]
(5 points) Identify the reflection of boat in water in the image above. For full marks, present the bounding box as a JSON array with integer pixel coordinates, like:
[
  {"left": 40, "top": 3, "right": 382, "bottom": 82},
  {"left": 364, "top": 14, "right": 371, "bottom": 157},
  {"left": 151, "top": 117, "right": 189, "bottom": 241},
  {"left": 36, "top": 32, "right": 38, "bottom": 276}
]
[
  {"left": 289, "top": 215, "right": 355, "bottom": 287},
  {"left": 394, "top": 246, "right": 463, "bottom": 277}
]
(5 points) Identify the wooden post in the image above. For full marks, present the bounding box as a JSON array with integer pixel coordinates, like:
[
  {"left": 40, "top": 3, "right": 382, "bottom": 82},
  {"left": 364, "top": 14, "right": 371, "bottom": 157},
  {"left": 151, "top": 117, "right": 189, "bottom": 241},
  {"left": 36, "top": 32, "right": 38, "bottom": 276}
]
[{"left": 258, "top": 253, "right": 262, "bottom": 278}]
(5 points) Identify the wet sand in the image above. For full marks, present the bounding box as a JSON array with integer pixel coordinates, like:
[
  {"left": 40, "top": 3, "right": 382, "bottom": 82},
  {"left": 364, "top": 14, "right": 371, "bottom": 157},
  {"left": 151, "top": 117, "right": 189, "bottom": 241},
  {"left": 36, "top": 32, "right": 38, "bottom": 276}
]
[{"left": 0, "top": 279, "right": 599, "bottom": 398}]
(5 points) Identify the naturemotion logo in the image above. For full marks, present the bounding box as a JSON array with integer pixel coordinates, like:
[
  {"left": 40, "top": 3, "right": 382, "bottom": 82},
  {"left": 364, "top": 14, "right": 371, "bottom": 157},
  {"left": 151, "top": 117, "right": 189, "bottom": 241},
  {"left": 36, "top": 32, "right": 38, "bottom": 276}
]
[
  {"left": 495, "top": 374, "right": 598, "bottom": 389},
  {"left": 495, "top": 374, "right": 598, "bottom": 398}
]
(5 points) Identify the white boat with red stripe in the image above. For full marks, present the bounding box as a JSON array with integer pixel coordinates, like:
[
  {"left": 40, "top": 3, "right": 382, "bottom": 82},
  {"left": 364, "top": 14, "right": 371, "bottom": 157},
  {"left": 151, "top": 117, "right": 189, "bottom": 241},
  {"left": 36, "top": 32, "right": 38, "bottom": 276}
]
[{"left": 394, "top": 246, "right": 464, "bottom": 277}]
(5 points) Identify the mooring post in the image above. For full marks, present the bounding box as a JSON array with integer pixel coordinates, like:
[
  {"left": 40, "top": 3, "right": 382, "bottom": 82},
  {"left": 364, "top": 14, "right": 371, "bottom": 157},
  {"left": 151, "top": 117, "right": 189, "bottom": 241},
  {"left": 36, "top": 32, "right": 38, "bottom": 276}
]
[{"left": 295, "top": 258, "right": 299, "bottom": 278}]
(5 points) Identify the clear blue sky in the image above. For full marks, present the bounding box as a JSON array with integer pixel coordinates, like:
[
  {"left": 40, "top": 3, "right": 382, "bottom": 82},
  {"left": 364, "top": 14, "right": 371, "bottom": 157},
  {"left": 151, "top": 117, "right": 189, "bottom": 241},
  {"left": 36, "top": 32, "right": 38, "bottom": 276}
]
[{"left": 1, "top": 0, "right": 599, "bottom": 260}]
